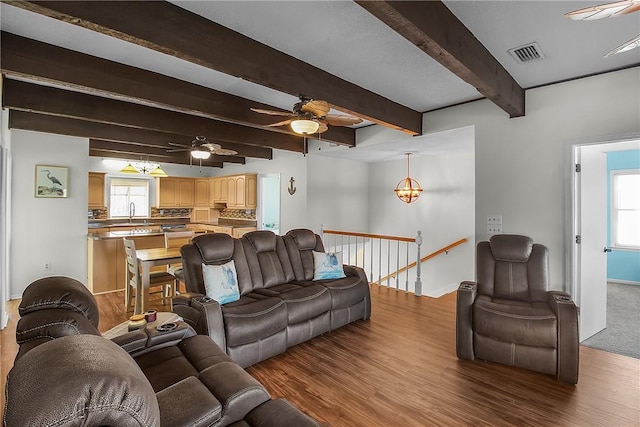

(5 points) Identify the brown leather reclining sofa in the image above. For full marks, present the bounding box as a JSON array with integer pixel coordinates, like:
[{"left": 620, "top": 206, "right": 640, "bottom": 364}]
[
  {"left": 4, "top": 276, "right": 319, "bottom": 427},
  {"left": 173, "top": 228, "right": 372, "bottom": 367}
]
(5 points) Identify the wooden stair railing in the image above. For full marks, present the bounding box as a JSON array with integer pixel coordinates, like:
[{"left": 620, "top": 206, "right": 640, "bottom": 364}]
[
  {"left": 378, "top": 238, "right": 468, "bottom": 284},
  {"left": 322, "top": 227, "right": 468, "bottom": 296}
]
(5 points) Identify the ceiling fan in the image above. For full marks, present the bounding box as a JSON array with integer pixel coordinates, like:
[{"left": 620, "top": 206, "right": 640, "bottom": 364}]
[
  {"left": 167, "top": 136, "right": 238, "bottom": 160},
  {"left": 565, "top": 0, "right": 640, "bottom": 57},
  {"left": 251, "top": 95, "right": 363, "bottom": 135}
]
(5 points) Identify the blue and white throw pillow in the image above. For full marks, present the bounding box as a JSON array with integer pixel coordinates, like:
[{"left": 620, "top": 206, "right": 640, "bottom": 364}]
[
  {"left": 202, "top": 260, "right": 240, "bottom": 304},
  {"left": 313, "top": 251, "right": 346, "bottom": 280}
]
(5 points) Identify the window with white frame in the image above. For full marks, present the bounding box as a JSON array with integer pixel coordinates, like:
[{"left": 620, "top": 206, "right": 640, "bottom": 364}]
[
  {"left": 110, "top": 178, "right": 149, "bottom": 218},
  {"left": 611, "top": 170, "right": 640, "bottom": 249}
]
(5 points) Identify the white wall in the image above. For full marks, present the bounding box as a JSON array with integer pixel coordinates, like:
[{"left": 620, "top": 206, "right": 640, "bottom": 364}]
[
  {"left": 10, "top": 130, "right": 89, "bottom": 298},
  {"left": 368, "top": 152, "right": 475, "bottom": 296},
  {"left": 306, "top": 155, "right": 369, "bottom": 234},
  {"left": 417, "top": 67, "right": 640, "bottom": 291}
]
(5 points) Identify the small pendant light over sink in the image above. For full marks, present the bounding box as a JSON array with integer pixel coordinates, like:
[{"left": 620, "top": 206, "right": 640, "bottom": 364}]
[{"left": 394, "top": 153, "right": 422, "bottom": 204}]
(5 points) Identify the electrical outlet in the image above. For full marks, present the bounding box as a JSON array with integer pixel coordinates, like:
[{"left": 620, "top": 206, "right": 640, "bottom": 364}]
[
  {"left": 488, "top": 224, "right": 503, "bottom": 233},
  {"left": 43, "top": 262, "right": 51, "bottom": 272},
  {"left": 487, "top": 215, "right": 502, "bottom": 225}
]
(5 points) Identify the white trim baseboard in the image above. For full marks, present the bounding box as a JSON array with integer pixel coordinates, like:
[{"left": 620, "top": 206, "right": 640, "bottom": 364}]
[{"left": 607, "top": 279, "right": 640, "bottom": 286}]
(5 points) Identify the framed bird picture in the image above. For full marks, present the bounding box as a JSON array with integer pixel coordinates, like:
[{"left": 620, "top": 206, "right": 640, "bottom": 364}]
[{"left": 35, "top": 165, "right": 68, "bottom": 198}]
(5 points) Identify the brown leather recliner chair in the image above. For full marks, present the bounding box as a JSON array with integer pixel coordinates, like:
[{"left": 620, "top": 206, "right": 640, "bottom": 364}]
[
  {"left": 6, "top": 276, "right": 319, "bottom": 427},
  {"left": 456, "top": 235, "right": 579, "bottom": 384}
]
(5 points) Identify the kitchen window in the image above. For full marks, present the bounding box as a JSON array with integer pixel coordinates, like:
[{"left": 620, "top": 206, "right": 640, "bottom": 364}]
[
  {"left": 110, "top": 178, "right": 149, "bottom": 218},
  {"left": 611, "top": 170, "right": 640, "bottom": 249}
]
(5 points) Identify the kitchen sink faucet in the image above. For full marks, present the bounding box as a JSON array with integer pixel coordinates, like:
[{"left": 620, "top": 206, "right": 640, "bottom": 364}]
[{"left": 129, "top": 202, "right": 135, "bottom": 223}]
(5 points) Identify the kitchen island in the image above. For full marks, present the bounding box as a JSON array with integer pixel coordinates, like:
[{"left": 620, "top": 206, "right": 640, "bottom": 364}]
[{"left": 87, "top": 220, "right": 256, "bottom": 295}]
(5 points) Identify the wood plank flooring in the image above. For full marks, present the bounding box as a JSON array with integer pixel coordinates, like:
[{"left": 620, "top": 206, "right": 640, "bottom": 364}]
[{"left": 2, "top": 285, "right": 639, "bottom": 426}]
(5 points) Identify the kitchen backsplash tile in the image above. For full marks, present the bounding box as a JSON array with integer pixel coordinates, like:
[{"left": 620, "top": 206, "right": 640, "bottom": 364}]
[
  {"left": 151, "top": 207, "right": 191, "bottom": 218},
  {"left": 220, "top": 209, "right": 256, "bottom": 220}
]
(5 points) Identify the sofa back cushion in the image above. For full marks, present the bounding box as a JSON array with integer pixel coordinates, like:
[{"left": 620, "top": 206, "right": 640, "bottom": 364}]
[
  {"left": 5, "top": 334, "right": 160, "bottom": 427},
  {"left": 477, "top": 235, "right": 549, "bottom": 302},
  {"left": 284, "top": 229, "right": 325, "bottom": 281},
  {"left": 182, "top": 233, "right": 255, "bottom": 295},
  {"left": 242, "top": 231, "right": 295, "bottom": 288}
]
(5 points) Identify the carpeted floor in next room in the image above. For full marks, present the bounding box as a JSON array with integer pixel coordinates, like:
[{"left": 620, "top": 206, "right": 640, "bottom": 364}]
[{"left": 582, "top": 282, "right": 640, "bottom": 359}]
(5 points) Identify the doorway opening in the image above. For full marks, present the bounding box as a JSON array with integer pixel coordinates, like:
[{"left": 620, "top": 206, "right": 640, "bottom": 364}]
[
  {"left": 570, "top": 136, "right": 640, "bottom": 358},
  {"left": 258, "top": 174, "right": 280, "bottom": 235}
]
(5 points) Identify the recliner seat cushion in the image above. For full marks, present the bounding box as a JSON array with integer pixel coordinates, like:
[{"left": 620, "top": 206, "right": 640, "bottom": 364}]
[
  {"left": 313, "top": 275, "right": 368, "bottom": 310},
  {"left": 253, "top": 283, "right": 332, "bottom": 324},
  {"left": 473, "top": 295, "right": 557, "bottom": 348},
  {"left": 221, "top": 297, "right": 288, "bottom": 347}
]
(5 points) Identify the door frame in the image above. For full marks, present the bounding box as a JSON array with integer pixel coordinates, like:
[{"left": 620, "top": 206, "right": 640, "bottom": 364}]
[{"left": 566, "top": 133, "right": 640, "bottom": 336}]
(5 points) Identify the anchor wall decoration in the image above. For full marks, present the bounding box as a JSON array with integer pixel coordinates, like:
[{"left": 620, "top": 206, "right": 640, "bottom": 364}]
[{"left": 288, "top": 177, "right": 296, "bottom": 195}]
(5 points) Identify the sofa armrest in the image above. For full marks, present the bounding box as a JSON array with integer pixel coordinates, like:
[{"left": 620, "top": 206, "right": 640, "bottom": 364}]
[
  {"left": 111, "top": 321, "right": 197, "bottom": 357},
  {"left": 343, "top": 264, "right": 371, "bottom": 319},
  {"left": 456, "top": 281, "right": 477, "bottom": 360},
  {"left": 173, "top": 295, "right": 227, "bottom": 350},
  {"left": 548, "top": 291, "right": 579, "bottom": 384}
]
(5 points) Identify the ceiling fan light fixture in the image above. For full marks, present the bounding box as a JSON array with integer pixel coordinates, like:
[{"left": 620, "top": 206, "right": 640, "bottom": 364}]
[
  {"left": 191, "top": 148, "right": 211, "bottom": 160},
  {"left": 290, "top": 119, "right": 320, "bottom": 135}
]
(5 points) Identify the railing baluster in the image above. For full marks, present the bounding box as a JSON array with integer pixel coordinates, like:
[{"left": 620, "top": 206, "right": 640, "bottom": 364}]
[
  {"left": 378, "top": 238, "right": 382, "bottom": 285},
  {"left": 396, "top": 240, "right": 400, "bottom": 290},
  {"left": 415, "top": 230, "right": 423, "bottom": 296},
  {"left": 405, "top": 241, "right": 409, "bottom": 292},
  {"left": 386, "top": 239, "right": 391, "bottom": 288},
  {"left": 369, "top": 237, "right": 373, "bottom": 283}
]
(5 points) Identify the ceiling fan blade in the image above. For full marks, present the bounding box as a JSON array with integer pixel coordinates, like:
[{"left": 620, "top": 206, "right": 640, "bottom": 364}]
[
  {"left": 324, "top": 114, "right": 364, "bottom": 126},
  {"left": 266, "top": 119, "right": 294, "bottom": 127},
  {"left": 202, "top": 142, "right": 222, "bottom": 151},
  {"left": 301, "top": 100, "right": 330, "bottom": 117},
  {"left": 166, "top": 148, "right": 189, "bottom": 153},
  {"left": 213, "top": 148, "right": 239, "bottom": 156},
  {"left": 604, "top": 33, "right": 640, "bottom": 57},
  {"left": 565, "top": 0, "right": 640, "bottom": 20},
  {"left": 250, "top": 108, "right": 294, "bottom": 116},
  {"left": 168, "top": 141, "right": 191, "bottom": 148}
]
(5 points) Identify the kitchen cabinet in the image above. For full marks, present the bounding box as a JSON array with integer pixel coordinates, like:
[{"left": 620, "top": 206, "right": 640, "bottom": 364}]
[
  {"left": 194, "top": 178, "right": 210, "bottom": 206},
  {"left": 192, "top": 207, "right": 210, "bottom": 222},
  {"left": 210, "top": 176, "right": 229, "bottom": 204},
  {"left": 88, "top": 172, "right": 106, "bottom": 208},
  {"left": 227, "top": 174, "right": 257, "bottom": 209},
  {"left": 156, "top": 177, "right": 195, "bottom": 207},
  {"left": 232, "top": 227, "right": 256, "bottom": 238},
  {"left": 87, "top": 234, "right": 164, "bottom": 294}
]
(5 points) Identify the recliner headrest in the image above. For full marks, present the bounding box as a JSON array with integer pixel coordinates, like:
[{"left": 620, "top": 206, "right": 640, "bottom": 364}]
[
  {"left": 244, "top": 230, "right": 277, "bottom": 253},
  {"left": 286, "top": 229, "right": 317, "bottom": 251},
  {"left": 19, "top": 276, "right": 99, "bottom": 328},
  {"left": 489, "top": 234, "right": 533, "bottom": 262},
  {"left": 194, "top": 233, "right": 235, "bottom": 263}
]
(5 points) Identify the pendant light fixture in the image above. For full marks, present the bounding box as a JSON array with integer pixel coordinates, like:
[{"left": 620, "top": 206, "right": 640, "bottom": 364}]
[
  {"left": 394, "top": 153, "right": 422, "bottom": 204},
  {"left": 119, "top": 159, "right": 168, "bottom": 177}
]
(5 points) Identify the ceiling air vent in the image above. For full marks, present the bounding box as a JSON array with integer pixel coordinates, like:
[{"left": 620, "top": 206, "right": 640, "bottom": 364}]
[{"left": 508, "top": 42, "right": 546, "bottom": 63}]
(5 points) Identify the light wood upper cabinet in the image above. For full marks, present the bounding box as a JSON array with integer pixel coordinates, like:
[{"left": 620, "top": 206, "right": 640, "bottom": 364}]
[
  {"left": 194, "top": 178, "right": 210, "bottom": 206},
  {"left": 227, "top": 174, "right": 257, "bottom": 209},
  {"left": 208, "top": 174, "right": 257, "bottom": 208},
  {"left": 156, "top": 177, "right": 195, "bottom": 208},
  {"left": 88, "top": 172, "right": 106, "bottom": 208},
  {"left": 210, "top": 177, "right": 227, "bottom": 204}
]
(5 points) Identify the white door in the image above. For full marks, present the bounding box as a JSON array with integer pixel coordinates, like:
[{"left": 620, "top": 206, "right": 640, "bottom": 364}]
[{"left": 576, "top": 145, "right": 608, "bottom": 341}]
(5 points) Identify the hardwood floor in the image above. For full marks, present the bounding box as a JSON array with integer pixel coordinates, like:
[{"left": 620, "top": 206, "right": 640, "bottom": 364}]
[{"left": 2, "top": 285, "right": 639, "bottom": 426}]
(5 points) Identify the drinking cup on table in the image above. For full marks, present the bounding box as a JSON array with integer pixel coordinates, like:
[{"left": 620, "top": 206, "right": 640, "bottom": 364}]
[{"left": 144, "top": 310, "right": 157, "bottom": 323}]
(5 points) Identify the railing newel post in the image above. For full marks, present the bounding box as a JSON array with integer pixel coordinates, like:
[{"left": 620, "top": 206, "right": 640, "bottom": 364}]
[{"left": 415, "top": 230, "right": 423, "bottom": 296}]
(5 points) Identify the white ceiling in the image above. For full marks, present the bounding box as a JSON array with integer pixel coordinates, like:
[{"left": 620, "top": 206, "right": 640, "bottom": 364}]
[{"left": 1, "top": 1, "right": 639, "bottom": 161}]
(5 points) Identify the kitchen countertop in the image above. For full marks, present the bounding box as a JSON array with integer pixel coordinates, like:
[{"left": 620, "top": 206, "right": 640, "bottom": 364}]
[{"left": 88, "top": 221, "right": 257, "bottom": 240}]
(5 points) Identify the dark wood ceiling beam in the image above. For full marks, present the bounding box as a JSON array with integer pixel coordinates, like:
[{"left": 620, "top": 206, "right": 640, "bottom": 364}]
[
  {"left": 89, "top": 148, "right": 223, "bottom": 168},
  {"left": 12, "top": 1, "right": 422, "bottom": 135},
  {"left": 3, "top": 79, "right": 305, "bottom": 153},
  {"left": 0, "top": 32, "right": 354, "bottom": 146},
  {"left": 356, "top": 1, "right": 525, "bottom": 118},
  {"left": 8, "top": 110, "right": 273, "bottom": 160},
  {"left": 89, "top": 139, "right": 246, "bottom": 164}
]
